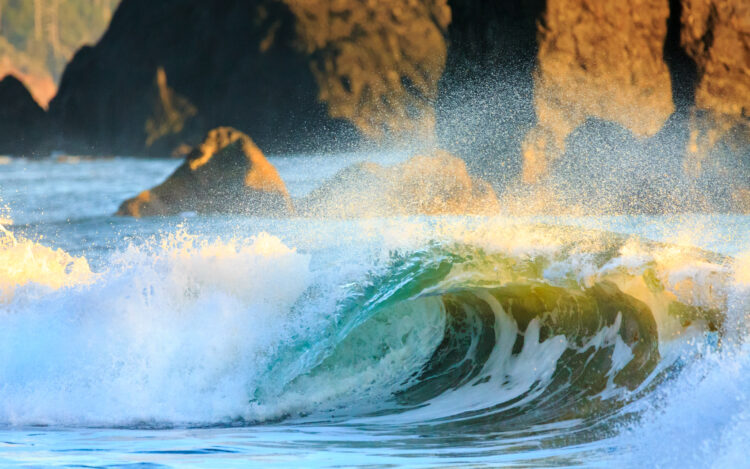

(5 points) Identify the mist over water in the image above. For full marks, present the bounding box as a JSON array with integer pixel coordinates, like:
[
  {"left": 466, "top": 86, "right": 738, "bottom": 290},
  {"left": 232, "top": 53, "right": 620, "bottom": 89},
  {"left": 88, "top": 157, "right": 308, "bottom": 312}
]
[{"left": 436, "top": 69, "right": 749, "bottom": 216}]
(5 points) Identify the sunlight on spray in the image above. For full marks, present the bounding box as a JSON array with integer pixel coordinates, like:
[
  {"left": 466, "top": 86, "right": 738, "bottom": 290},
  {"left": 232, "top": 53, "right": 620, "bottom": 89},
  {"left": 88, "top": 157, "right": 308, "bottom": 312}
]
[{"left": 0, "top": 206, "right": 93, "bottom": 303}]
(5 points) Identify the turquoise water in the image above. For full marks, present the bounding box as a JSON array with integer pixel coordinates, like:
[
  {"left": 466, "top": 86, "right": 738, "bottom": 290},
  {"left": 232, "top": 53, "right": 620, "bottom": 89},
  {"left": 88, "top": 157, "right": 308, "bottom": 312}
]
[{"left": 0, "top": 156, "right": 748, "bottom": 467}]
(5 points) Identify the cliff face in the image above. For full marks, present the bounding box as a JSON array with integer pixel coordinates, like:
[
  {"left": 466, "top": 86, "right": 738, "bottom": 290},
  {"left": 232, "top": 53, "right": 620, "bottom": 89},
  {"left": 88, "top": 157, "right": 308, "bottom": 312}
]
[
  {"left": 681, "top": 0, "right": 750, "bottom": 172},
  {"left": 46, "top": 0, "right": 450, "bottom": 157},
  {"left": 436, "top": 0, "right": 544, "bottom": 188},
  {"left": 438, "top": 0, "right": 748, "bottom": 212},
  {"left": 521, "top": 0, "right": 675, "bottom": 182},
  {"left": 49, "top": 0, "right": 353, "bottom": 156},
  {"left": 681, "top": 0, "right": 750, "bottom": 120},
  {"left": 285, "top": 0, "right": 450, "bottom": 141}
]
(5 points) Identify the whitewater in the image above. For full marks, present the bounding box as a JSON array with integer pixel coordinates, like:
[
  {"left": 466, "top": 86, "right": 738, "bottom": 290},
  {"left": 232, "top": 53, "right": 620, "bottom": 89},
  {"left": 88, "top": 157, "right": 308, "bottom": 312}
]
[{"left": 0, "top": 155, "right": 749, "bottom": 468}]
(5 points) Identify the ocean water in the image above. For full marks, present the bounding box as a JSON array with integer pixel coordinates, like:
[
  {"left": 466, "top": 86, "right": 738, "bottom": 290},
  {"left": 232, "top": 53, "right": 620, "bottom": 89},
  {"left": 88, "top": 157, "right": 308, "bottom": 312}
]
[{"left": 0, "top": 155, "right": 748, "bottom": 468}]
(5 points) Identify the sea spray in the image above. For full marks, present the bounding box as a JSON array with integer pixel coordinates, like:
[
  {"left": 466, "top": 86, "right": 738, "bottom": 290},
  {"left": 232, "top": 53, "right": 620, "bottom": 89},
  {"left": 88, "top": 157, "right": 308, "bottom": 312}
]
[
  {"left": 0, "top": 210, "right": 93, "bottom": 303},
  {"left": 0, "top": 231, "right": 312, "bottom": 426}
]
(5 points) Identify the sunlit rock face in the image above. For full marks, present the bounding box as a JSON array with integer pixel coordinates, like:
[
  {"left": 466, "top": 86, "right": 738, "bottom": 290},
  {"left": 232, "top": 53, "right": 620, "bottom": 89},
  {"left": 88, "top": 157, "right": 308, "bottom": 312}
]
[
  {"left": 298, "top": 151, "right": 499, "bottom": 218},
  {"left": 522, "top": 0, "right": 675, "bottom": 182},
  {"left": 0, "top": 75, "right": 50, "bottom": 157},
  {"left": 284, "top": 0, "right": 451, "bottom": 142},
  {"left": 47, "top": 0, "right": 450, "bottom": 157},
  {"left": 681, "top": 0, "right": 750, "bottom": 173},
  {"left": 116, "top": 127, "right": 292, "bottom": 217}
]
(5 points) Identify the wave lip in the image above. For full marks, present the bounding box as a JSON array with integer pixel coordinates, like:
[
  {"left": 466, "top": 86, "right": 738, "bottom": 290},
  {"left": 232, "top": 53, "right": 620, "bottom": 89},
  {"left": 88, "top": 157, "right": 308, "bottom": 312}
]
[{"left": 259, "top": 235, "right": 729, "bottom": 436}]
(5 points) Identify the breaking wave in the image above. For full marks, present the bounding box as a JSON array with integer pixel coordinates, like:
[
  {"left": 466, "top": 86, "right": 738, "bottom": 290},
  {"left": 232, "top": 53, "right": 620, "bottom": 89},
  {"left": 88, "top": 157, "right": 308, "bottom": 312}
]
[{"left": 0, "top": 216, "right": 748, "bottom": 458}]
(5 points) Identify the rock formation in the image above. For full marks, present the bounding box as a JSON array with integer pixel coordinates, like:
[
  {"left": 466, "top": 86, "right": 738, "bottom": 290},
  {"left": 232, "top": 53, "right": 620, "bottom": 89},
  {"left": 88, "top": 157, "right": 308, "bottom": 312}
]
[
  {"left": 116, "top": 127, "right": 292, "bottom": 217},
  {"left": 0, "top": 51, "right": 57, "bottom": 109},
  {"left": 298, "top": 150, "right": 499, "bottom": 218},
  {"left": 144, "top": 67, "right": 198, "bottom": 150},
  {"left": 681, "top": 0, "right": 750, "bottom": 173},
  {"left": 46, "top": 0, "right": 450, "bottom": 157},
  {"left": 49, "top": 0, "right": 348, "bottom": 157},
  {"left": 284, "top": 0, "right": 450, "bottom": 141},
  {"left": 521, "top": 0, "right": 675, "bottom": 182},
  {"left": 0, "top": 75, "right": 49, "bottom": 156}
]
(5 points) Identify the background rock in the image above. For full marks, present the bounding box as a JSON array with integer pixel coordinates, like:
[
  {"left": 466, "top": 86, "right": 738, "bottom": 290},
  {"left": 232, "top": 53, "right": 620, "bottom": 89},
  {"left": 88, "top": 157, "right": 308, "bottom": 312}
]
[
  {"left": 680, "top": 0, "right": 750, "bottom": 173},
  {"left": 0, "top": 0, "right": 119, "bottom": 107},
  {"left": 0, "top": 75, "right": 49, "bottom": 156},
  {"left": 49, "top": 0, "right": 357, "bottom": 157},
  {"left": 521, "top": 0, "right": 675, "bottom": 182},
  {"left": 285, "top": 0, "right": 450, "bottom": 142},
  {"left": 46, "top": 0, "right": 451, "bottom": 157},
  {"left": 437, "top": 0, "right": 544, "bottom": 189}
]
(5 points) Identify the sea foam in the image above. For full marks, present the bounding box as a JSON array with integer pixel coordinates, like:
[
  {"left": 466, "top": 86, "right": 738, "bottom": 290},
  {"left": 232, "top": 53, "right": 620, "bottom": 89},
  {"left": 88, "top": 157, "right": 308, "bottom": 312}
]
[{"left": 0, "top": 229, "right": 312, "bottom": 426}]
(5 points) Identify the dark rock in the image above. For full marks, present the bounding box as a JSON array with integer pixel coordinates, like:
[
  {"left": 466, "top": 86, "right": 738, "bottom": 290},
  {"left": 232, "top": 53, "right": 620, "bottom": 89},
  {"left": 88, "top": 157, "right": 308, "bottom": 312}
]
[
  {"left": 437, "top": 0, "right": 544, "bottom": 189},
  {"left": 49, "top": 0, "right": 358, "bottom": 157},
  {"left": 0, "top": 75, "right": 49, "bottom": 156},
  {"left": 48, "top": 0, "right": 451, "bottom": 157}
]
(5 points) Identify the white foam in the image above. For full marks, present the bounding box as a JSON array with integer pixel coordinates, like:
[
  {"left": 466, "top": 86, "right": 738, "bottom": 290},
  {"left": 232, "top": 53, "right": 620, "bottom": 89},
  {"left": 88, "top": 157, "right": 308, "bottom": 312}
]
[{"left": 0, "top": 231, "right": 313, "bottom": 426}]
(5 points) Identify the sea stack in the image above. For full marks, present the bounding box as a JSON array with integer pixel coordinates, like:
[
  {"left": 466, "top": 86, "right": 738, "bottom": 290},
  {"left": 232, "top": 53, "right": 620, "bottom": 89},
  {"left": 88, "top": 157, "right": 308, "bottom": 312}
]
[{"left": 116, "top": 127, "right": 292, "bottom": 217}]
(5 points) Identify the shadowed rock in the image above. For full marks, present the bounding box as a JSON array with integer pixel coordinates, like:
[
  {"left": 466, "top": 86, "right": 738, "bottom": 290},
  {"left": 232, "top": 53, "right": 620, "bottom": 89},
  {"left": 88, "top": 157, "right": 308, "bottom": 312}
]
[
  {"left": 116, "top": 127, "right": 292, "bottom": 217},
  {"left": 0, "top": 75, "right": 49, "bottom": 157},
  {"left": 49, "top": 0, "right": 357, "bottom": 157},
  {"left": 47, "top": 0, "right": 450, "bottom": 157},
  {"left": 298, "top": 151, "right": 499, "bottom": 218},
  {"left": 436, "top": 0, "right": 544, "bottom": 192}
]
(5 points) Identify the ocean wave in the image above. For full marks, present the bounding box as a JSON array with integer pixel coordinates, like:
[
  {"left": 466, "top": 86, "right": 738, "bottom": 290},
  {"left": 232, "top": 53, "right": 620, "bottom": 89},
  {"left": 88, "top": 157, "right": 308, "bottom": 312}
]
[{"left": 0, "top": 218, "right": 746, "bottom": 445}]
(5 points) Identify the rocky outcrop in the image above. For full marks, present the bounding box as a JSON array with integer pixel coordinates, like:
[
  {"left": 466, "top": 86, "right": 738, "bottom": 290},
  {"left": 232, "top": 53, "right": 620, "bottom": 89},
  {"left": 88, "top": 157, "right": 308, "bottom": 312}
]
[
  {"left": 144, "top": 67, "right": 198, "bottom": 149},
  {"left": 0, "top": 48, "right": 57, "bottom": 108},
  {"left": 49, "top": 0, "right": 349, "bottom": 157},
  {"left": 0, "top": 75, "right": 49, "bottom": 156},
  {"left": 116, "top": 127, "right": 292, "bottom": 217},
  {"left": 438, "top": 0, "right": 748, "bottom": 203},
  {"left": 681, "top": 0, "right": 750, "bottom": 172},
  {"left": 521, "top": 0, "right": 675, "bottom": 182},
  {"left": 285, "top": 0, "right": 450, "bottom": 141},
  {"left": 298, "top": 151, "right": 499, "bottom": 218},
  {"left": 47, "top": 0, "right": 450, "bottom": 157}
]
